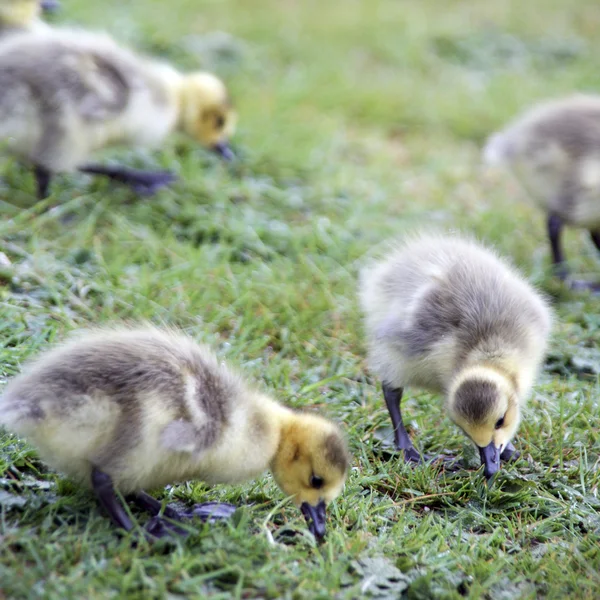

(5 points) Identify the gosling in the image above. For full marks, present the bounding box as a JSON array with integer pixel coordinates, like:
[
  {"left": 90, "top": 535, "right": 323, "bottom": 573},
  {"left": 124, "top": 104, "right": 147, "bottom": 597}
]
[
  {"left": 484, "top": 94, "right": 600, "bottom": 291},
  {"left": 0, "top": 27, "right": 236, "bottom": 198},
  {"left": 0, "top": 327, "right": 349, "bottom": 540},
  {"left": 360, "top": 233, "right": 552, "bottom": 478}
]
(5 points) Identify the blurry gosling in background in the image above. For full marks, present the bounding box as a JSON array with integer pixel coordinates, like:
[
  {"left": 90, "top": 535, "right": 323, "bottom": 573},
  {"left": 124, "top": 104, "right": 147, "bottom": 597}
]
[
  {"left": 484, "top": 95, "right": 600, "bottom": 291},
  {"left": 0, "top": 327, "right": 349, "bottom": 540},
  {"left": 0, "top": 28, "right": 236, "bottom": 198},
  {"left": 0, "top": 0, "right": 55, "bottom": 36},
  {"left": 360, "top": 233, "right": 552, "bottom": 479}
]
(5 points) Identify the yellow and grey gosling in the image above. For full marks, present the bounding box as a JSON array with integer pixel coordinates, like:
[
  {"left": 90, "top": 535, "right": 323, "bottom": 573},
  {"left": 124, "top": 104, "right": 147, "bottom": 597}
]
[
  {"left": 0, "top": 327, "right": 349, "bottom": 539},
  {"left": 360, "top": 233, "right": 552, "bottom": 478},
  {"left": 0, "top": 27, "right": 236, "bottom": 198},
  {"left": 484, "top": 94, "right": 600, "bottom": 291}
]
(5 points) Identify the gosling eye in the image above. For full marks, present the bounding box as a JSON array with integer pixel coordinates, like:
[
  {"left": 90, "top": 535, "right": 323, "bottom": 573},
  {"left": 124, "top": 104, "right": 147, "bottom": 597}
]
[
  {"left": 310, "top": 475, "right": 324, "bottom": 489},
  {"left": 494, "top": 416, "right": 505, "bottom": 430},
  {"left": 215, "top": 114, "right": 225, "bottom": 129}
]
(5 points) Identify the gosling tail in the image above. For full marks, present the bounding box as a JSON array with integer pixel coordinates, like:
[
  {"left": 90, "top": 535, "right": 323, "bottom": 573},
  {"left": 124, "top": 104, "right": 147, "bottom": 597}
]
[{"left": 482, "top": 132, "right": 513, "bottom": 166}]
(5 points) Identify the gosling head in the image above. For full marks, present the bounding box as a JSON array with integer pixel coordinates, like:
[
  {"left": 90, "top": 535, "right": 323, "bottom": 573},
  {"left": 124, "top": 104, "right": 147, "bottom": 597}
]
[
  {"left": 1, "top": 0, "right": 40, "bottom": 25},
  {"left": 447, "top": 366, "right": 520, "bottom": 479},
  {"left": 270, "top": 412, "right": 350, "bottom": 541},
  {"left": 178, "top": 72, "right": 237, "bottom": 161}
]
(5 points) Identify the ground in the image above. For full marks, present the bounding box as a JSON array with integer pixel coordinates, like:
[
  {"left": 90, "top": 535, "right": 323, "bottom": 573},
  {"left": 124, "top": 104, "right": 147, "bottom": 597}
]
[{"left": 1, "top": 0, "right": 600, "bottom": 598}]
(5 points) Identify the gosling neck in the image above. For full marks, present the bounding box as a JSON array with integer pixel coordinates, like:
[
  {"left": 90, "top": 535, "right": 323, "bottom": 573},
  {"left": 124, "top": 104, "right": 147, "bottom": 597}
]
[
  {"left": 262, "top": 400, "right": 297, "bottom": 471},
  {"left": 171, "top": 74, "right": 198, "bottom": 136},
  {"left": 248, "top": 392, "right": 295, "bottom": 469},
  {"left": 173, "top": 78, "right": 187, "bottom": 133},
  {"left": 152, "top": 67, "right": 187, "bottom": 134}
]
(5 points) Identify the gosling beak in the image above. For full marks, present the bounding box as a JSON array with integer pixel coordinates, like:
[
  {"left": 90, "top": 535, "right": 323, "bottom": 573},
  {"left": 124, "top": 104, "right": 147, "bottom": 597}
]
[
  {"left": 300, "top": 499, "right": 327, "bottom": 541},
  {"left": 212, "top": 141, "right": 235, "bottom": 162},
  {"left": 478, "top": 441, "right": 500, "bottom": 479},
  {"left": 40, "top": 0, "right": 60, "bottom": 12}
]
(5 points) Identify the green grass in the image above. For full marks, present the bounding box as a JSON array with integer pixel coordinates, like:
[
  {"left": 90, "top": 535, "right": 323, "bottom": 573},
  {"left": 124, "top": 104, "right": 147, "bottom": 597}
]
[{"left": 2, "top": 0, "right": 600, "bottom": 597}]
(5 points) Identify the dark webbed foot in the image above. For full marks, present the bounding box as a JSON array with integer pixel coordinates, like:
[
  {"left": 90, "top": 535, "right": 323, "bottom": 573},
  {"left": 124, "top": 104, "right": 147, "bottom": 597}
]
[
  {"left": 402, "top": 446, "right": 423, "bottom": 464},
  {"left": 131, "top": 495, "right": 188, "bottom": 538},
  {"left": 79, "top": 164, "right": 177, "bottom": 195},
  {"left": 145, "top": 516, "right": 189, "bottom": 538},
  {"left": 130, "top": 492, "right": 236, "bottom": 538},
  {"left": 184, "top": 502, "right": 237, "bottom": 521},
  {"left": 90, "top": 474, "right": 237, "bottom": 538},
  {"left": 436, "top": 453, "right": 463, "bottom": 472},
  {"left": 130, "top": 490, "right": 182, "bottom": 520},
  {"left": 567, "top": 280, "right": 600, "bottom": 293},
  {"left": 145, "top": 503, "right": 237, "bottom": 538}
]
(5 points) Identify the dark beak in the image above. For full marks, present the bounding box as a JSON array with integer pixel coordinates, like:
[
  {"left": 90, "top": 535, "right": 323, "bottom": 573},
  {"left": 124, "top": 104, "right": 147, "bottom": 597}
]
[
  {"left": 300, "top": 499, "right": 327, "bottom": 541},
  {"left": 212, "top": 141, "right": 235, "bottom": 162},
  {"left": 40, "top": 0, "right": 61, "bottom": 12},
  {"left": 479, "top": 441, "right": 500, "bottom": 479}
]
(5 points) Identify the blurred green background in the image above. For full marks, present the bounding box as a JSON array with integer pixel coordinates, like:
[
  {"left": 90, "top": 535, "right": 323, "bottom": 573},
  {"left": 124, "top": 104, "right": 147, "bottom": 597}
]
[{"left": 1, "top": 0, "right": 600, "bottom": 598}]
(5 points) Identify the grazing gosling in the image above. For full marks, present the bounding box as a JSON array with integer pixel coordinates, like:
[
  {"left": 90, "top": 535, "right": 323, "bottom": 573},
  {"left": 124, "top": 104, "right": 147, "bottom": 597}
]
[
  {"left": 0, "top": 327, "right": 349, "bottom": 540},
  {"left": 484, "top": 95, "right": 600, "bottom": 291},
  {"left": 0, "top": 0, "right": 51, "bottom": 36},
  {"left": 360, "top": 233, "right": 552, "bottom": 478},
  {"left": 0, "top": 28, "right": 237, "bottom": 198}
]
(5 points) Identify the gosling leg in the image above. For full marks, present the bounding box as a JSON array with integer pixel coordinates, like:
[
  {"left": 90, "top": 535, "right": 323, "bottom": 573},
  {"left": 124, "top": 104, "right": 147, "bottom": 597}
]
[
  {"left": 588, "top": 231, "right": 600, "bottom": 292},
  {"left": 91, "top": 467, "right": 133, "bottom": 531},
  {"left": 382, "top": 382, "right": 422, "bottom": 463},
  {"left": 78, "top": 164, "right": 177, "bottom": 195},
  {"left": 129, "top": 492, "right": 189, "bottom": 537},
  {"left": 548, "top": 214, "right": 568, "bottom": 281},
  {"left": 548, "top": 216, "right": 600, "bottom": 291},
  {"left": 34, "top": 165, "right": 52, "bottom": 199},
  {"left": 590, "top": 230, "right": 600, "bottom": 254}
]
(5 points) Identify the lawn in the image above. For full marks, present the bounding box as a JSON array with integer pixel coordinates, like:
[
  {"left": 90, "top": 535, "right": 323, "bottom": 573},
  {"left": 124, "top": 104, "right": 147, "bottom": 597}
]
[{"left": 2, "top": 0, "right": 600, "bottom": 597}]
